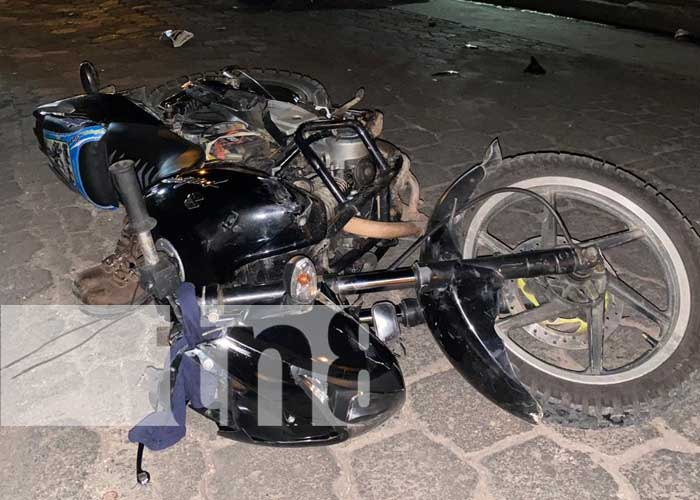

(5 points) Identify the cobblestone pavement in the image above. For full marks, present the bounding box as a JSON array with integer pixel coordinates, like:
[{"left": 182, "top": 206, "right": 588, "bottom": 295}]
[{"left": 1, "top": 1, "right": 699, "bottom": 499}]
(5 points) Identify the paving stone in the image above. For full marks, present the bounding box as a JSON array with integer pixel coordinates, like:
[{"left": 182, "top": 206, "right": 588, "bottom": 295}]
[
  {"left": 552, "top": 423, "right": 660, "bottom": 455},
  {"left": 81, "top": 427, "right": 206, "bottom": 500},
  {"left": 495, "top": 129, "right": 558, "bottom": 153},
  {"left": 407, "top": 144, "right": 472, "bottom": 170},
  {"left": 396, "top": 322, "right": 446, "bottom": 378},
  {"left": 208, "top": 443, "right": 340, "bottom": 500},
  {"left": 621, "top": 450, "right": 700, "bottom": 500},
  {"left": 350, "top": 430, "right": 478, "bottom": 500},
  {"left": 57, "top": 206, "right": 94, "bottom": 230},
  {"left": 0, "top": 427, "right": 100, "bottom": 500},
  {"left": 484, "top": 436, "right": 618, "bottom": 500},
  {"left": 383, "top": 127, "right": 439, "bottom": 150},
  {"left": 663, "top": 384, "right": 700, "bottom": 446},
  {"left": 0, "top": 231, "right": 44, "bottom": 269},
  {"left": 590, "top": 146, "right": 649, "bottom": 166},
  {"left": 411, "top": 160, "right": 462, "bottom": 186},
  {"left": 624, "top": 122, "right": 682, "bottom": 141},
  {"left": 648, "top": 164, "right": 700, "bottom": 191},
  {"left": 410, "top": 369, "right": 531, "bottom": 452},
  {"left": 0, "top": 203, "right": 33, "bottom": 233},
  {"left": 0, "top": 265, "right": 53, "bottom": 303}
]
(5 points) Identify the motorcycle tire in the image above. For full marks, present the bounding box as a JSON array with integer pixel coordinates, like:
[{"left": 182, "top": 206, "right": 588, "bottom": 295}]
[
  {"left": 459, "top": 152, "right": 700, "bottom": 428},
  {"left": 142, "top": 67, "right": 331, "bottom": 112}
]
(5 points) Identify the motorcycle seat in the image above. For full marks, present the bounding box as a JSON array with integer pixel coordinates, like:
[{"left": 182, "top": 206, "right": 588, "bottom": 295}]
[{"left": 104, "top": 123, "right": 205, "bottom": 190}]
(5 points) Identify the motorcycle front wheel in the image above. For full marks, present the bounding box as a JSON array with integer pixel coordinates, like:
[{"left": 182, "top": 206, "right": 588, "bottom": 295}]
[{"left": 460, "top": 153, "right": 700, "bottom": 427}]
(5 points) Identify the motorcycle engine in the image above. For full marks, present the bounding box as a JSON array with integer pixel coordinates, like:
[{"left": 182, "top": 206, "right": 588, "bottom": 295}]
[
  {"left": 157, "top": 79, "right": 385, "bottom": 216},
  {"left": 158, "top": 79, "right": 399, "bottom": 279},
  {"left": 160, "top": 81, "right": 279, "bottom": 170}
]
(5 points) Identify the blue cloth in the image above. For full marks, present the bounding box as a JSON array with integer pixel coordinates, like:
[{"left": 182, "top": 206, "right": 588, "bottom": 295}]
[{"left": 128, "top": 282, "right": 216, "bottom": 451}]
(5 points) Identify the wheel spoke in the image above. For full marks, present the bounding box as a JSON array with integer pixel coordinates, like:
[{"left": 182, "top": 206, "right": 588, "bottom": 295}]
[
  {"left": 606, "top": 272, "right": 671, "bottom": 328},
  {"left": 581, "top": 228, "right": 645, "bottom": 251},
  {"left": 587, "top": 299, "right": 606, "bottom": 374},
  {"left": 541, "top": 189, "right": 558, "bottom": 248},
  {"left": 477, "top": 232, "right": 513, "bottom": 254},
  {"left": 641, "top": 332, "right": 660, "bottom": 348},
  {"left": 496, "top": 300, "right": 577, "bottom": 333},
  {"left": 619, "top": 317, "right": 661, "bottom": 348}
]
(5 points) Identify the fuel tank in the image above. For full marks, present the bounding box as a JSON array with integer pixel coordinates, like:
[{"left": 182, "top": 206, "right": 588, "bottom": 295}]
[{"left": 145, "top": 164, "right": 327, "bottom": 286}]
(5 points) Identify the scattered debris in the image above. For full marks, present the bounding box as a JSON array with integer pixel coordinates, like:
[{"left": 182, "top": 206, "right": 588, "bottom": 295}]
[
  {"left": 524, "top": 56, "right": 546, "bottom": 75},
  {"left": 431, "top": 70, "right": 460, "bottom": 77},
  {"left": 673, "top": 28, "right": 698, "bottom": 42},
  {"left": 160, "top": 29, "right": 194, "bottom": 48},
  {"left": 465, "top": 43, "right": 479, "bottom": 49},
  {"left": 674, "top": 28, "right": 692, "bottom": 40}
]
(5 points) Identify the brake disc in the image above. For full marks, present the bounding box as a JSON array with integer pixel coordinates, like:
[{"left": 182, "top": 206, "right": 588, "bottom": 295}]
[{"left": 500, "top": 238, "right": 623, "bottom": 350}]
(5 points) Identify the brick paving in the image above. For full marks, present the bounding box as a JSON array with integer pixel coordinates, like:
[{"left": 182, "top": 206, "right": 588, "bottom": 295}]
[{"left": 1, "top": 1, "right": 699, "bottom": 499}]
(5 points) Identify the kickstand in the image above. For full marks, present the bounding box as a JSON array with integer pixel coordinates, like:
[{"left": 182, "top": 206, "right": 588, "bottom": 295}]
[{"left": 136, "top": 443, "right": 151, "bottom": 485}]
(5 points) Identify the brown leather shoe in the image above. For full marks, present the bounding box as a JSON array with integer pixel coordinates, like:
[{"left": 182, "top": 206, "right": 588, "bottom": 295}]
[{"left": 73, "top": 220, "right": 149, "bottom": 306}]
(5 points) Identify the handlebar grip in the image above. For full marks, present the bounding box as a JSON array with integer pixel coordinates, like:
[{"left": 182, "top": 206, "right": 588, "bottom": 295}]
[{"left": 109, "top": 160, "right": 156, "bottom": 233}]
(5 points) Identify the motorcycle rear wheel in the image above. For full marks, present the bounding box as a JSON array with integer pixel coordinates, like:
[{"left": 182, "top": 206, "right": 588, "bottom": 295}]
[
  {"left": 143, "top": 67, "right": 331, "bottom": 111},
  {"left": 460, "top": 153, "right": 700, "bottom": 427}
]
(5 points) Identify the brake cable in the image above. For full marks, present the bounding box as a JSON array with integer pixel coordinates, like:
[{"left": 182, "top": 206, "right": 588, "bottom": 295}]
[{"left": 388, "top": 186, "right": 575, "bottom": 269}]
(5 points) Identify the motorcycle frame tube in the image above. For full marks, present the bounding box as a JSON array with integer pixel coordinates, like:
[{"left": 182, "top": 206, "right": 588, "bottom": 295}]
[
  {"left": 201, "top": 283, "right": 286, "bottom": 306},
  {"left": 329, "top": 268, "right": 417, "bottom": 295},
  {"left": 293, "top": 119, "right": 392, "bottom": 222}
]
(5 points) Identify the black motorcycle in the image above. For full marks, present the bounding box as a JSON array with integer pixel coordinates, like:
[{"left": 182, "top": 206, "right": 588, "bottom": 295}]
[{"left": 33, "top": 62, "right": 700, "bottom": 481}]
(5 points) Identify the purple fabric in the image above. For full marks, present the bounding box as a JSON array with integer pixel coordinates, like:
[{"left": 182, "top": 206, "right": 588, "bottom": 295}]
[{"left": 128, "top": 282, "right": 215, "bottom": 451}]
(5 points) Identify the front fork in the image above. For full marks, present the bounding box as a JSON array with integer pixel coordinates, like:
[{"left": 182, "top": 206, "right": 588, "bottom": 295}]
[
  {"left": 324, "top": 246, "right": 598, "bottom": 336},
  {"left": 328, "top": 246, "right": 602, "bottom": 424}
]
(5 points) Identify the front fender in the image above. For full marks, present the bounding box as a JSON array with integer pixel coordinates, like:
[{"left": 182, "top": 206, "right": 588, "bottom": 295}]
[
  {"left": 418, "top": 268, "right": 542, "bottom": 423},
  {"left": 419, "top": 139, "right": 542, "bottom": 424}
]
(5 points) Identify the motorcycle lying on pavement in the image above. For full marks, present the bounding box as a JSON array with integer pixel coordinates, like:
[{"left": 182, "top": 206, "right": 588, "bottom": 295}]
[{"left": 33, "top": 62, "right": 700, "bottom": 482}]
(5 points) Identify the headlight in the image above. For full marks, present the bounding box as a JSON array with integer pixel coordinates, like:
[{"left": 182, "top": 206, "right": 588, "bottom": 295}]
[{"left": 284, "top": 255, "right": 318, "bottom": 304}]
